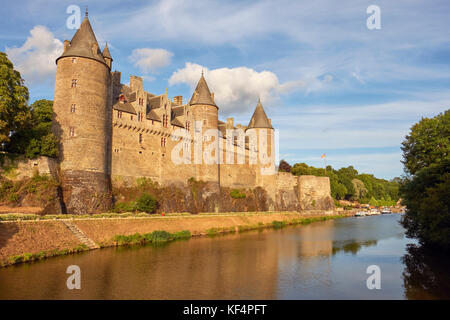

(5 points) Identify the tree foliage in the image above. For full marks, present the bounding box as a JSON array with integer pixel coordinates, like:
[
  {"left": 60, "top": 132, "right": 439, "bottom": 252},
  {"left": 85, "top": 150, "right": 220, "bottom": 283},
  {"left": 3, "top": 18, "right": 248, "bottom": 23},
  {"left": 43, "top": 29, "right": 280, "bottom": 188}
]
[
  {"left": 400, "top": 160, "right": 450, "bottom": 248},
  {"left": 401, "top": 110, "right": 450, "bottom": 175},
  {"left": 400, "top": 110, "right": 450, "bottom": 250},
  {"left": 278, "top": 159, "right": 292, "bottom": 172},
  {"left": 0, "top": 52, "right": 30, "bottom": 146},
  {"left": 6, "top": 99, "right": 58, "bottom": 158},
  {"left": 291, "top": 162, "right": 399, "bottom": 203}
]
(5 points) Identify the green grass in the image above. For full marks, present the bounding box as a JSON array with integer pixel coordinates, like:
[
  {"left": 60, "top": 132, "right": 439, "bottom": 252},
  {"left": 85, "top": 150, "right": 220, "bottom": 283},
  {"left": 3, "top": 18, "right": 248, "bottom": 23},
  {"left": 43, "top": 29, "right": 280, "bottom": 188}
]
[
  {"left": 112, "top": 230, "right": 192, "bottom": 246},
  {"left": 1, "top": 244, "right": 89, "bottom": 267}
]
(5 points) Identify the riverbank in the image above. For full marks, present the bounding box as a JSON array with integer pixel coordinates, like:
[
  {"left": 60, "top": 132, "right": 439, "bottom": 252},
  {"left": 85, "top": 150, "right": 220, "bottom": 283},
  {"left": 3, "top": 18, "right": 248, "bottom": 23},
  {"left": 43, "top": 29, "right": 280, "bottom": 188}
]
[{"left": 0, "top": 210, "right": 348, "bottom": 267}]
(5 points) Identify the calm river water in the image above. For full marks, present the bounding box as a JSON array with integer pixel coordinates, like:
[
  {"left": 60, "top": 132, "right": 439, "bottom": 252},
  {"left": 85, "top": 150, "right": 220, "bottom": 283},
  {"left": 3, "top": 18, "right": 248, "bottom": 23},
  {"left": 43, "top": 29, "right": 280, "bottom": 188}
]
[{"left": 1, "top": 214, "right": 449, "bottom": 299}]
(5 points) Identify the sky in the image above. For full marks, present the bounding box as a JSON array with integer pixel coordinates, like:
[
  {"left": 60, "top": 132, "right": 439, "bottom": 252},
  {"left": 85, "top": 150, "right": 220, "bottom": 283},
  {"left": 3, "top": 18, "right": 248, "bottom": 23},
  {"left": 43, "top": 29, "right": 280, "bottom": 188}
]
[{"left": 1, "top": 0, "right": 449, "bottom": 179}]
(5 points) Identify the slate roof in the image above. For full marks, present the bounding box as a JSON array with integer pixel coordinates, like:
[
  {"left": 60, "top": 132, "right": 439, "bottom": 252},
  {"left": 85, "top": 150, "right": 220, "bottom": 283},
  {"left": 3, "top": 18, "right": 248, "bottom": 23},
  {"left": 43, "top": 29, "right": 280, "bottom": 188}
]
[
  {"left": 189, "top": 74, "right": 217, "bottom": 107},
  {"left": 57, "top": 15, "right": 107, "bottom": 66},
  {"left": 247, "top": 99, "right": 272, "bottom": 129}
]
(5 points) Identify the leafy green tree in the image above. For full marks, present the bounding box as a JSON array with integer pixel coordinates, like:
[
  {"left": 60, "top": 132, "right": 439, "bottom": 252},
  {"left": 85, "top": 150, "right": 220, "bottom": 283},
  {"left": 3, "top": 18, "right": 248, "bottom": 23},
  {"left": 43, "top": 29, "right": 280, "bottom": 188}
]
[
  {"left": 0, "top": 52, "right": 30, "bottom": 146},
  {"left": 351, "top": 178, "right": 368, "bottom": 200},
  {"left": 401, "top": 160, "right": 450, "bottom": 249},
  {"left": 401, "top": 110, "right": 450, "bottom": 175},
  {"left": 6, "top": 99, "right": 58, "bottom": 158}
]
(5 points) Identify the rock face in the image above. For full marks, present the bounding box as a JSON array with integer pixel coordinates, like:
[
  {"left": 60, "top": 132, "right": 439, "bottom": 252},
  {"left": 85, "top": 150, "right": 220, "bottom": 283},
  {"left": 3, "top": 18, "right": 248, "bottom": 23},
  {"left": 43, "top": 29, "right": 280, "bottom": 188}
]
[{"left": 112, "top": 174, "right": 334, "bottom": 214}]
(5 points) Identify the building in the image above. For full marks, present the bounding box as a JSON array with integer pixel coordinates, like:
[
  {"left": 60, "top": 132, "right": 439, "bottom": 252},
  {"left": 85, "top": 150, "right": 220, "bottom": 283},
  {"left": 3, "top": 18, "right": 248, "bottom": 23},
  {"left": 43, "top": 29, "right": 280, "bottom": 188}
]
[{"left": 52, "top": 12, "right": 333, "bottom": 214}]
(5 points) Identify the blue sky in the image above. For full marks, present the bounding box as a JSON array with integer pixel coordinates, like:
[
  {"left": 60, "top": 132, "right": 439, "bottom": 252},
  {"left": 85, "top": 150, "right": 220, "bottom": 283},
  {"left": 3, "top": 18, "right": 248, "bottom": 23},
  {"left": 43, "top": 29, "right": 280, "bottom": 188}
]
[{"left": 1, "top": 0, "right": 449, "bottom": 179}]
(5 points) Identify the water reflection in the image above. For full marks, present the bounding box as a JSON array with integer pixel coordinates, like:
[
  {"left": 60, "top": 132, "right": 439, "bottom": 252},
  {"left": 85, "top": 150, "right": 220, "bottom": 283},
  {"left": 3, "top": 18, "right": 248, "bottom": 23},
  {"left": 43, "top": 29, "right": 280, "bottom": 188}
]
[
  {"left": 0, "top": 215, "right": 448, "bottom": 299},
  {"left": 332, "top": 240, "right": 378, "bottom": 255},
  {"left": 402, "top": 244, "right": 450, "bottom": 299}
]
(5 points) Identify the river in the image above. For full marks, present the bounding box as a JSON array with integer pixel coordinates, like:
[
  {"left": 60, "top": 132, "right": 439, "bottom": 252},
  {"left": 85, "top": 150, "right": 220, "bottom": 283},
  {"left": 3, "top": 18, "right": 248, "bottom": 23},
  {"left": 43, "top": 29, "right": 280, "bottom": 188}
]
[{"left": 0, "top": 214, "right": 449, "bottom": 299}]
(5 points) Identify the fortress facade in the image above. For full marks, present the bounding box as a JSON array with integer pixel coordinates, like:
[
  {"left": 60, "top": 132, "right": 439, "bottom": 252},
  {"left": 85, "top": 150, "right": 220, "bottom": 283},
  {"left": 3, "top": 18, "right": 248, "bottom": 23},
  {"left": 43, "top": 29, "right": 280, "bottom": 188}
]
[{"left": 52, "top": 13, "right": 333, "bottom": 214}]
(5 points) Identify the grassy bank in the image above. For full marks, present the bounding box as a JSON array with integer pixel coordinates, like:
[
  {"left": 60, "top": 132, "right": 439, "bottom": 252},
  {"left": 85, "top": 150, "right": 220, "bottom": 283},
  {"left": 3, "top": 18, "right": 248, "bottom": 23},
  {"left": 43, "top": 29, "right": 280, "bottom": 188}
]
[{"left": 1, "top": 211, "right": 346, "bottom": 267}]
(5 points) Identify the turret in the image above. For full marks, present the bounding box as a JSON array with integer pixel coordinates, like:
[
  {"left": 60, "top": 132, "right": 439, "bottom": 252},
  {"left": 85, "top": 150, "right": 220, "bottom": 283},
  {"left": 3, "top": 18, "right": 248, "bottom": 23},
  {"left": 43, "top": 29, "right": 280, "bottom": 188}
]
[
  {"left": 52, "top": 11, "right": 112, "bottom": 214},
  {"left": 246, "top": 99, "right": 275, "bottom": 177},
  {"left": 189, "top": 73, "right": 220, "bottom": 184},
  {"left": 102, "top": 42, "right": 113, "bottom": 69}
]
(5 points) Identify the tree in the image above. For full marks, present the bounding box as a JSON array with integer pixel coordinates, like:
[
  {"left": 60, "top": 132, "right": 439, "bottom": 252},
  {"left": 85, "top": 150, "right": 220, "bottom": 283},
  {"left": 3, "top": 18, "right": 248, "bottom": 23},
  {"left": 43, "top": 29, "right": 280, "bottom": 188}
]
[
  {"left": 400, "top": 160, "right": 450, "bottom": 249},
  {"left": 278, "top": 159, "right": 291, "bottom": 172},
  {"left": 401, "top": 110, "right": 450, "bottom": 175},
  {"left": 0, "top": 52, "right": 30, "bottom": 147},
  {"left": 351, "top": 178, "right": 368, "bottom": 200},
  {"left": 6, "top": 99, "right": 58, "bottom": 158}
]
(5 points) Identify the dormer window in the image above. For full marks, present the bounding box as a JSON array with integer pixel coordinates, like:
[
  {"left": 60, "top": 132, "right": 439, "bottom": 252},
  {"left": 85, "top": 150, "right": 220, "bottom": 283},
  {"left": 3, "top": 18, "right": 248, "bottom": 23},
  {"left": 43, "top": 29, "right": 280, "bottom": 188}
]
[
  {"left": 139, "top": 98, "right": 144, "bottom": 106},
  {"left": 119, "top": 95, "right": 126, "bottom": 103}
]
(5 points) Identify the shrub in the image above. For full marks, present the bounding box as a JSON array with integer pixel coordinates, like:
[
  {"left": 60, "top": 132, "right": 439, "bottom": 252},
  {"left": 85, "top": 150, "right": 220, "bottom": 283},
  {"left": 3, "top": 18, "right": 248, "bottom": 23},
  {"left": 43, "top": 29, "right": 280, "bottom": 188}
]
[
  {"left": 230, "top": 189, "right": 246, "bottom": 199},
  {"left": 135, "top": 193, "right": 158, "bottom": 213},
  {"left": 272, "top": 220, "right": 286, "bottom": 229},
  {"left": 112, "top": 201, "right": 136, "bottom": 213}
]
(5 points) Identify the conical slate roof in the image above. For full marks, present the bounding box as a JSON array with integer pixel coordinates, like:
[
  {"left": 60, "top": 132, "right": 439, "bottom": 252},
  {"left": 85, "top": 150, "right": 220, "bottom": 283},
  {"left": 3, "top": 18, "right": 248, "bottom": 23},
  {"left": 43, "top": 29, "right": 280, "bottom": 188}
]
[
  {"left": 189, "top": 74, "right": 217, "bottom": 107},
  {"left": 57, "top": 15, "right": 107, "bottom": 66},
  {"left": 102, "top": 42, "right": 112, "bottom": 60},
  {"left": 247, "top": 99, "right": 272, "bottom": 129}
]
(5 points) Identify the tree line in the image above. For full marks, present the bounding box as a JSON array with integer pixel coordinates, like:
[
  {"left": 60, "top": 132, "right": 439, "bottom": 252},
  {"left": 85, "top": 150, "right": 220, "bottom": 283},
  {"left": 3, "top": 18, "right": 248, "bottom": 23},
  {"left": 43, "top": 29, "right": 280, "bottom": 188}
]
[{"left": 278, "top": 160, "right": 400, "bottom": 206}]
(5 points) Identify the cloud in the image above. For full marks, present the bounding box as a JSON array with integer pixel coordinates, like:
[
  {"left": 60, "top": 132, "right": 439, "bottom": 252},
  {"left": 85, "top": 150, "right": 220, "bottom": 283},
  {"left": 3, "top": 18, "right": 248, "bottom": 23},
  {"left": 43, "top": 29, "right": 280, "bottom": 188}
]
[
  {"left": 129, "top": 48, "right": 173, "bottom": 73},
  {"left": 169, "top": 62, "right": 331, "bottom": 114},
  {"left": 5, "top": 25, "right": 63, "bottom": 84}
]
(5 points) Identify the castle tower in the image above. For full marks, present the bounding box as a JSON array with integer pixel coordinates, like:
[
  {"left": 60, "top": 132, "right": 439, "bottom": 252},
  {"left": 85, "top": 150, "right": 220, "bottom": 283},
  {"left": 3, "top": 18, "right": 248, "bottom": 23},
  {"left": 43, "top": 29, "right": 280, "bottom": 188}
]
[
  {"left": 189, "top": 73, "right": 220, "bottom": 184},
  {"left": 52, "top": 12, "right": 113, "bottom": 214},
  {"left": 246, "top": 99, "right": 275, "bottom": 182}
]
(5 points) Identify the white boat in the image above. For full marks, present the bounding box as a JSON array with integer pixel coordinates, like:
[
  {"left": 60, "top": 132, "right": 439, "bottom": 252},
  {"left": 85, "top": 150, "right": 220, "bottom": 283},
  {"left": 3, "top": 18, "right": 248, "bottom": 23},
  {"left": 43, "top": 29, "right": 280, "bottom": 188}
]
[
  {"left": 381, "top": 209, "right": 392, "bottom": 214},
  {"left": 367, "top": 209, "right": 380, "bottom": 216},
  {"left": 355, "top": 211, "right": 367, "bottom": 217}
]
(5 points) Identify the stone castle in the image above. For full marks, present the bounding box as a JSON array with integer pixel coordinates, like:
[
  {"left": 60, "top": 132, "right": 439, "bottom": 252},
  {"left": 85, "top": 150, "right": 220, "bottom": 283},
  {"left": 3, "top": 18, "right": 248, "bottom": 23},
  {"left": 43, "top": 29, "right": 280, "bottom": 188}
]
[{"left": 52, "top": 13, "right": 334, "bottom": 214}]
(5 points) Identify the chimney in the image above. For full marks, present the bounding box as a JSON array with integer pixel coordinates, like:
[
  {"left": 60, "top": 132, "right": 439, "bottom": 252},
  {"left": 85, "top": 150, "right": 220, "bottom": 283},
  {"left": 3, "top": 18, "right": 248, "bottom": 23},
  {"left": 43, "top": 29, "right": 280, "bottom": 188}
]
[
  {"left": 64, "top": 40, "right": 70, "bottom": 52},
  {"left": 173, "top": 96, "right": 183, "bottom": 105},
  {"left": 226, "top": 117, "right": 234, "bottom": 128},
  {"left": 130, "top": 76, "right": 143, "bottom": 91},
  {"left": 268, "top": 119, "right": 272, "bottom": 127},
  {"left": 112, "top": 71, "right": 121, "bottom": 85},
  {"left": 210, "top": 92, "right": 214, "bottom": 102}
]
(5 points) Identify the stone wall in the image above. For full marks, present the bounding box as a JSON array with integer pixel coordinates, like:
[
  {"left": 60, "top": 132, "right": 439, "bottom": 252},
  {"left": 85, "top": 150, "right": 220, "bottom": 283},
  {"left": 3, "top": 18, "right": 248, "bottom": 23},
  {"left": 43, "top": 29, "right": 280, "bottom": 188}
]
[
  {"left": 0, "top": 155, "right": 58, "bottom": 180},
  {"left": 297, "top": 175, "right": 334, "bottom": 211}
]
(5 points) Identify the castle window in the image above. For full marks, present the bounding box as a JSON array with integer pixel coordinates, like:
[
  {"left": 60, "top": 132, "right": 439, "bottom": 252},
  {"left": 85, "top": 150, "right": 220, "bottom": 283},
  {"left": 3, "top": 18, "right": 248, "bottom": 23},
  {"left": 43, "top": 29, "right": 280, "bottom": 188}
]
[
  {"left": 72, "top": 58, "right": 76, "bottom": 63},
  {"left": 151, "top": 120, "right": 154, "bottom": 125},
  {"left": 114, "top": 148, "right": 119, "bottom": 153},
  {"left": 71, "top": 79, "right": 77, "bottom": 88},
  {"left": 139, "top": 133, "right": 143, "bottom": 144},
  {"left": 119, "top": 95, "right": 126, "bottom": 103},
  {"left": 69, "top": 127, "right": 75, "bottom": 137},
  {"left": 70, "top": 104, "right": 76, "bottom": 113},
  {"left": 162, "top": 114, "right": 168, "bottom": 128},
  {"left": 131, "top": 115, "right": 133, "bottom": 121},
  {"left": 203, "top": 119, "right": 207, "bottom": 126},
  {"left": 186, "top": 122, "right": 190, "bottom": 132},
  {"left": 139, "top": 98, "right": 144, "bottom": 106},
  {"left": 138, "top": 112, "right": 143, "bottom": 121},
  {"left": 117, "top": 110, "right": 122, "bottom": 118},
  {"left": 161, "top": 137, "right": 166, "bottom": 147}
]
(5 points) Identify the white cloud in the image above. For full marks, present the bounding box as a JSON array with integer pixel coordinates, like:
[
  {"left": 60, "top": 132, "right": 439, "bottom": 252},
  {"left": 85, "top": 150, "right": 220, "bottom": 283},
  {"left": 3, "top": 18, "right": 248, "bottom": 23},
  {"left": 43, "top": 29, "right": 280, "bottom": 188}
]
[
  {"left": 5, "top": 25, "right": 63, "bottom": 84},
  {"left": 169, "top": 62, "right": 330, "bottom": 114},
  {"left": 129, "top": 48, "right": 173, "bottom": 73}
]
